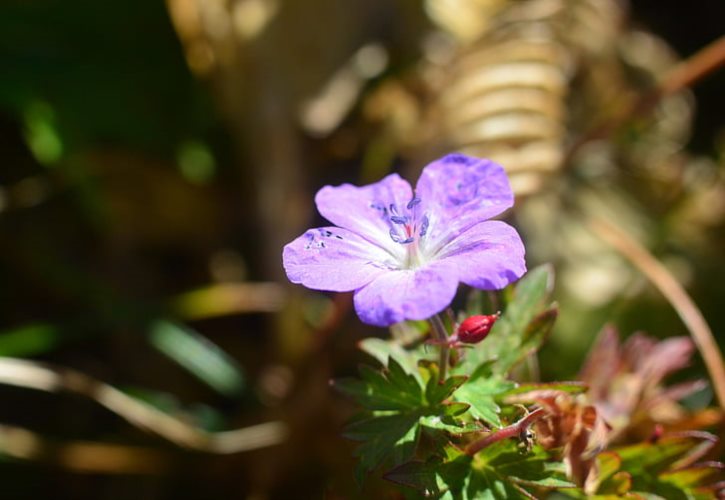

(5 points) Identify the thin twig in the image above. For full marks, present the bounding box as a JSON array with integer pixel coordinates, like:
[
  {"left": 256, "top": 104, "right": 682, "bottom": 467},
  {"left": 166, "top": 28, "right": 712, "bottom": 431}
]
[
  {"left": 659, "top": 35, "right": 725, "bottom": 96},
  {"left": 0, "top": 357, "right": 288, "bottom": 453},
  {"left": 466, "top": 408, "right": 546, "bottom": 456},
  {"left": 429, "top": 314, "right": 450, "bottom": 382},
  {"left": 567, "top": 35, "right": 725, "bottom": 162},
  {"left": 588, "top": 217, "right": 725, "bottom": 410}
]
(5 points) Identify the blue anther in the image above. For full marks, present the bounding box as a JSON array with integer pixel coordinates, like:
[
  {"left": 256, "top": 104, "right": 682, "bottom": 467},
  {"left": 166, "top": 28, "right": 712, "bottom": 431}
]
[
  {"left": 389, "top": 229, "right": 414, "bottom": 244},
  {"left": 390, "top": 215, "right": 408, "bottom": 225},
  {"left": 419, "top": 215, "right": 429, "bottom": 237},
  {"left": 407, "top": 197, "right": 421, "bottom": 209}
]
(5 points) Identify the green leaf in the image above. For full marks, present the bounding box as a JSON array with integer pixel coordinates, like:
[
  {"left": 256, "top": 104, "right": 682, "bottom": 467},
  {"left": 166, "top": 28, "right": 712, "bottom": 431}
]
[
  {"left": 335, "top": 359, "right": 424, "bottom": 411},
  {"left": 148, "top": 320, "right": 245, "bottom": 397},
  {"left": 503, "top": 381, "right": 587, "bottom": 397},
  {"left": 589, "top": 436, "right": 725, "bottom": 499},
  {"left": 0, "top": 322, "right": 61, "bottom": 357},
  {"left": 502, "top": 264, "right": 553, "bottom": 333},
  {"left": 451, "top": 362, "right": 516, "bottom": 427},
  {"left": 387, "top": 441, "right": 574, "bottom": 499},
  {"left": 345, "top": 412, "right": 422, "bottom": 484},
  {"left": 385, "top": 454, "right": 472, "bottom": 499},
  {"left": 419, "top": 414, "right": 482, "bottom": 434},
  {"left": 615, "top": 437, "right": 700, "bottom": 476},
  {"left": 587, "top": 452, "right": 627, "bottom": 495},
  {"left": 421, "top": 361, "right": 468, "bottom": 405},
  {"left": 358, "top": 337, "right": 422, "bottom": 383},
  {"left": 457, "top": 265, "right": 556, "bottom": 377},
  {"left": 442, "top": 402, "right": 471, "bottom": 417},
  {"left": 484, "top": 442, "right": 576, "bottom": 490},
  {"left": 660, "top": 464, "right": 724, "bottom": 489},
  {"left": 385, "top": 457, "right": 466, "bottom": 497},
  {"left": 336, "top": 359, "right": 481, "bottom": 481},
  {"left": 495, "top": 306, "right": 558, "bottom": 375}
]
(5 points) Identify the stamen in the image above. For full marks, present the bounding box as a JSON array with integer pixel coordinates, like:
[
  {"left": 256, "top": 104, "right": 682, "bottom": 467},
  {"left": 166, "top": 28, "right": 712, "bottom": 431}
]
[
  {"left": 419, "top": 215, "right": 429, "bottom": 237},
  {"left": 389, "top": 229, "right": 414, "bottom": 244},
  {"left": 407, "top": 197, "right": 421, "bottom": 209},
  {"left": 390, "top": 215, "right": 408, "bottom": 224}
]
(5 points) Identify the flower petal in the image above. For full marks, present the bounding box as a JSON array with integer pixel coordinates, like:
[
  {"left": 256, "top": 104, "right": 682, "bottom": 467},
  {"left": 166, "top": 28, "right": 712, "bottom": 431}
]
[
  {"left": 283, "top": 227, "right": 392, "bottom": 292},
  {"left": 315, "top": 173, "right": 412, "bottom": 256},
  {"left": 438, "top": 220, "right": 526, "bottom": 290},
  {"left": 415, "top": 154, "right": 513, "bottom": 251},
  {"left": 353, "top": 260, "right": 459, "bottom": 326}
]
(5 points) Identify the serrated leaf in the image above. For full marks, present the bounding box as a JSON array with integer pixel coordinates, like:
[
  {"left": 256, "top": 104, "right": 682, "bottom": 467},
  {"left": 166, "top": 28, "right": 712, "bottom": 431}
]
[
  {"left": 443, "top": 402, "right": 471, "bottom": 417},
  {"left": 495, "top": 306, "right": 558, "bottom": 374},
  {"left": 485, "top": 443, "right": 576, "bottom": 490},
  {"left": 359, "top": 337, "right": 422, "bottom": 383},
  {"left": 385, "top": 456, "right": 469, "bottom": 497},
  {"left": 346, "top": 412, "right": 422, "bottom": 484},
  {"left": 335, "top": 358, "right": 424, "bottom": 411},
  {"left": 453, "top": 374, "right": 516, "bottom": 427},
  {"left": 388, "top": 441, "right": 574, "bottom": 499},
  {"left": 337, "top": 359, "right": 481, "bottom": 482},
  {"left": 419, "top": 414, "right": 482, "bottom": 434},
  {"left": 504, "top": 264, "right": 553, "bottom": 333},
  {"left": 423, "top": 363, "right": 467, "bottom": 406},
  {"left": 457, "top": 265, "right": 555, "bottom": 377}
]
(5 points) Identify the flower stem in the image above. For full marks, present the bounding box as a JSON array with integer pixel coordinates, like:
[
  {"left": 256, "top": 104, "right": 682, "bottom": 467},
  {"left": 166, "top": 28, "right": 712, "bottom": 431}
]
[
  {"left": 429, "top": 314, "right": 450, "bottom": 382},
  {"left": 465, "top": 408, "right": 545, "bottom": 456}
]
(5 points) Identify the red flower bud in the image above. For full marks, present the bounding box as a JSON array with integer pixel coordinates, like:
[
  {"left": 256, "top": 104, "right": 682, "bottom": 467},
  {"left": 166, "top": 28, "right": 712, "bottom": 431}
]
[{"left": 456, "top": 314, "right": 499, "bottom": 344}]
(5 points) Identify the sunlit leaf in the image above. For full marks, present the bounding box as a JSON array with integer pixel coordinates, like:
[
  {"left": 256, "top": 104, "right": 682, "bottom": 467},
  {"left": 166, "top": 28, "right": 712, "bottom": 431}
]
[
  {"left": 387, "top": 441, "right": 574, "bottom": 499},
  {"left": 451, "top": 360, "right": 515, "bottom": 428},
  {"left": 503, "top": 381, "right": 588, "bottom": 399},
  {"left": 358, "top": 337, "right": 422, "bottom": 383}
]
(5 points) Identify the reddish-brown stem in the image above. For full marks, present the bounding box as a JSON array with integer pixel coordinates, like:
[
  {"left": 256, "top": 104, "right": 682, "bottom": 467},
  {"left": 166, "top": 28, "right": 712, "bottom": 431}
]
[
  {"left": 659, "top": 35, "right": 725, "bottom": 96},
  {"left": 465, "top": 408, "right": 546, "bottom": 456},
  {"left": 566, "top": 35, "right": 725, "bottom": 163}
]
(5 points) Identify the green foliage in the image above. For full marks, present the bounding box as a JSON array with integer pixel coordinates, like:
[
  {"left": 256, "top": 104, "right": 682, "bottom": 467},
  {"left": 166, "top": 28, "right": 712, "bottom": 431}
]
[
  {"left": 386, "top": 441, "right": 575, "bottom": 499},
  {"left": 337, "top": 266, "right": 724, "bottom": 498},
  {"left": 451, "top": 361, "right": 515, "bottom": 428},
  {"left": 335, "top": 358, "right": 475, "bottom": 483},
  {"left": 565, "top": 434, "right": 724, "bottom": 499},
  {"left": 452, "top": 265, "right": 555, "bottom": 377},
  {"left": 449, "top": 265, "right": 556, "bottom": 428}
]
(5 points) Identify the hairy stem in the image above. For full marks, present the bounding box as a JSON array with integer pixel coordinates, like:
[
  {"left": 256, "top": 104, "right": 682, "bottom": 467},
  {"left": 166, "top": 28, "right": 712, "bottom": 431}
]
[
  {"left": 429, "top": 314, "right": 450, "bottom": 382},
  {"left": 466, "top": 408, "right": 546, "bottom": 456}
]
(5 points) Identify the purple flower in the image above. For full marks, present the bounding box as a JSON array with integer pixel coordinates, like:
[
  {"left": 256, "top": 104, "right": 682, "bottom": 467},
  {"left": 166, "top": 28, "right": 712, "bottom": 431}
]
[{"left": 282, "top": 153, "right": 526, "bottom": 326}]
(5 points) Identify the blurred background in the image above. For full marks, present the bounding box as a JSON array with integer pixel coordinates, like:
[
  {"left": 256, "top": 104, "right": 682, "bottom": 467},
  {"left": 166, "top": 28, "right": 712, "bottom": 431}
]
[{"left": 0, "top": 0, "right": 723, "bottom": 498}]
